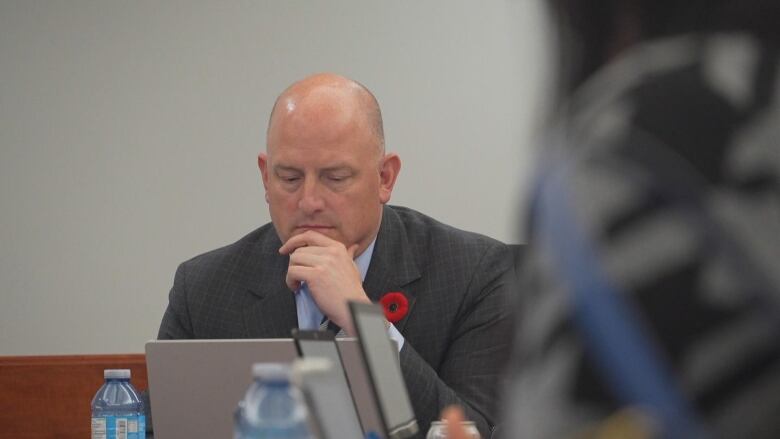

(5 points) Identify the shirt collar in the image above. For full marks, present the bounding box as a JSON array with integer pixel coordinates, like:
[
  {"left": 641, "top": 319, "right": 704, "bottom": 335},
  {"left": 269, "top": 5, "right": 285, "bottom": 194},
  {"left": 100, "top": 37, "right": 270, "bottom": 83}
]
[{"left": 354, "top": 237, "right": 376, "bottom": 282}]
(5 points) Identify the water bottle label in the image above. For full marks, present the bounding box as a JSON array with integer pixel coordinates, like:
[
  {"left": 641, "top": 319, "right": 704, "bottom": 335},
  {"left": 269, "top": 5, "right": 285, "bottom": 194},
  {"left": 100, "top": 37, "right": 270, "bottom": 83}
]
[
  {"left": 91, "top": 417, "right": 107, "bottom": 439},
  {"left": 116, "top": 417, "right": 128, "bottom": 439},
  {"left": 91, "top": 415, "right": 144, "bottom": 439}
]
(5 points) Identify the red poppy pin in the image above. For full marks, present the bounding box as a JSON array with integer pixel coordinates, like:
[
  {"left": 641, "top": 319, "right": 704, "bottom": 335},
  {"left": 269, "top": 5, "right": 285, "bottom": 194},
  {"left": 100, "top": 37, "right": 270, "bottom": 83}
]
[{"left": 379, "top": 292, "right": 409, "bottom": 323}]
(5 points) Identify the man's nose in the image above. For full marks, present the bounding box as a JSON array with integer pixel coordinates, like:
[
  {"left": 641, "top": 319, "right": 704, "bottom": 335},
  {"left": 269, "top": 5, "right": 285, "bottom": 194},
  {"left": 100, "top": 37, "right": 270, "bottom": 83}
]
[{"left": 298, "top": 179, "right": 325, "bottom": 214}]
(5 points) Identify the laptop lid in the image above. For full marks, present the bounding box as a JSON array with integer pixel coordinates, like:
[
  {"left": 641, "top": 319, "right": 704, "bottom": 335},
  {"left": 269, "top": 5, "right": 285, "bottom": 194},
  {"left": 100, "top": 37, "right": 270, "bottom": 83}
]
[
  {"left": 144, "top": 338, "right": 370, "bottom": 439},
  {"left": 292, "top": 330, "right": 385, "bottom": 438},
  {"left": 349, "top": 302, "right": 418, "bottom": 439}
]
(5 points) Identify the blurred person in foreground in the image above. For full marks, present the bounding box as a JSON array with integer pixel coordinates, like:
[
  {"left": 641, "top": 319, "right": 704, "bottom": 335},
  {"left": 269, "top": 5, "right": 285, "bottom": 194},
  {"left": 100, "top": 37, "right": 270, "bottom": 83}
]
[{"left": 446, "top": 0, "right": 780, "bottom": 438}]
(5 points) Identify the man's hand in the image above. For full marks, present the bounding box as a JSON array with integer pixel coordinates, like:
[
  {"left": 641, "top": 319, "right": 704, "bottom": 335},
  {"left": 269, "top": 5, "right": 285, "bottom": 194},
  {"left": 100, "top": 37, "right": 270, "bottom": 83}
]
[
  {"left": 279, "top": 230, "right": 371, "bottom": 335},
  {"left": 441, "top": 406, "right": 469, "bottom": 439}
]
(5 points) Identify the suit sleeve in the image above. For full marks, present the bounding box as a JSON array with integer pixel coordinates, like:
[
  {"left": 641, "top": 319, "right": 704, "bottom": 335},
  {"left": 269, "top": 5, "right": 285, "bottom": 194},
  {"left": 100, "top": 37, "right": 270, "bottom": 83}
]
[
  {"left": 157, "top": 262, "right": 195, "bottom": 339},
  {"left": 400, "top": 243, "right": 516, "bottom": 438}
]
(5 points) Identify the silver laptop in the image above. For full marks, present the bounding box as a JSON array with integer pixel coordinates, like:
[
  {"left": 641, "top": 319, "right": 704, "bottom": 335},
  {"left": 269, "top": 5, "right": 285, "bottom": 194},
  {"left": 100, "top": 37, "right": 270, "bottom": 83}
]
[{"left": 145, "top": 338, "right": 378, "bottom": 439}]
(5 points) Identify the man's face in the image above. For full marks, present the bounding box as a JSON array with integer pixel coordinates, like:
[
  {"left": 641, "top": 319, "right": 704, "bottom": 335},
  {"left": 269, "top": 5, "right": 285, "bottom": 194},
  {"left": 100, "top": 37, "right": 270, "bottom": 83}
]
[{"left": 259, "top": 98, "right": 394, "bottom": 255}]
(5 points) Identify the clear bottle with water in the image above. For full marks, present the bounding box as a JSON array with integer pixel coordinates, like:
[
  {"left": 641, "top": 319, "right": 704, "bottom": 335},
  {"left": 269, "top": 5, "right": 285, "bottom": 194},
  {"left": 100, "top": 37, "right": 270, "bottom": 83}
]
[
  {"left": 234, "top": 363, "right": 312, "bottom": 439},
  {"left": 91, "top": 369, "right": 146, "bottom": 439}
]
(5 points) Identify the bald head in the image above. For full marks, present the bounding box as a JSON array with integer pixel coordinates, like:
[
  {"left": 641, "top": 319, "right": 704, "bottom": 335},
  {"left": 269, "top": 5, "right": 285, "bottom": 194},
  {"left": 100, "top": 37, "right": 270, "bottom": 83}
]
[{"left": 266, "top": 73, "right": 385, "bottom": 156}]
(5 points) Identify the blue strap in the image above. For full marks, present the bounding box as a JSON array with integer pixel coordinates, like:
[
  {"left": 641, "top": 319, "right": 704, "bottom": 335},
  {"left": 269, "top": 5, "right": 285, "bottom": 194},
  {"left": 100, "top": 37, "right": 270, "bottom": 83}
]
[{"left": 535, "top": 165, "right": 707, "bottom": 439}]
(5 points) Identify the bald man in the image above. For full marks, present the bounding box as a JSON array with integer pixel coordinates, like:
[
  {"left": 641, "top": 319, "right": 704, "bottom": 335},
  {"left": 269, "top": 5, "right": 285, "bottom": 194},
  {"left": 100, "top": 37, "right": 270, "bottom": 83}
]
[{"left": 158, "top": 73, "right": 514, "bottom": 437}]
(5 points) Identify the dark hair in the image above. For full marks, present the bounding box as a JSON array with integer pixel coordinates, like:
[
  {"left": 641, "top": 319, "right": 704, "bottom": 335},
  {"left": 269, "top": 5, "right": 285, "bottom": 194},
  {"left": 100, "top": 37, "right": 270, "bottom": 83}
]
[{"left": 548, "top": 0, "right": 780, "bottom": 95}]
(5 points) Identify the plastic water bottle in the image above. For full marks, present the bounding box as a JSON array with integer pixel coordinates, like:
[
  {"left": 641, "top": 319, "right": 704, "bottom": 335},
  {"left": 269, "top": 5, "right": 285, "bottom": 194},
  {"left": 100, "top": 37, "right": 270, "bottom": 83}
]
[
  {"left": 233, "top": 363, "right": 311, "bottom": 439},
  {"left": 91, "top": 369, "right": 146, "bottom": 439}
]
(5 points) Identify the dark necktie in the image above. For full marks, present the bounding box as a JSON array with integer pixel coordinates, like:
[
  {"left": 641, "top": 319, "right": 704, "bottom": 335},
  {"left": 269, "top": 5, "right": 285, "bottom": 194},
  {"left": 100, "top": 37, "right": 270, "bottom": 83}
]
[{"left": 319, "top": 315, "right": 343, "bottom": 336}]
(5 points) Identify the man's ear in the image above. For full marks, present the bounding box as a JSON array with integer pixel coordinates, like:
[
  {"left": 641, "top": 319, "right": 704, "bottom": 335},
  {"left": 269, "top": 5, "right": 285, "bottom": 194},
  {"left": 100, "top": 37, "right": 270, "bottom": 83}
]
[
  {"left": 378, "top": 153, "right": 401, "bottom": 204},
  {"left": 258, "top": 153, "right": 270, "bottom": 202}
]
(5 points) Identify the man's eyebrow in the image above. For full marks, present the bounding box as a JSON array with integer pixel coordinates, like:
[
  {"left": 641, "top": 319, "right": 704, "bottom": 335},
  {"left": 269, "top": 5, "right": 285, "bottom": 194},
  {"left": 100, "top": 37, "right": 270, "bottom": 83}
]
[
  {"left": 271, "top": 164, "right": 356, "bottom": 174},
  {"left": 272, "top": 165, "right": 301, "bottom": 173},
  {"left": 321, "top": 165, "right": 355, "bottom": 173}
]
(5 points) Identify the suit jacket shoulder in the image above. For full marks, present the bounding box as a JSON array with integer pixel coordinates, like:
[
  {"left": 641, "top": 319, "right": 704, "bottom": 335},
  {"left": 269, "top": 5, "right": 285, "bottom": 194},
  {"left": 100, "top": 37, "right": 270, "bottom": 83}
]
[
  {"left": 158, "top": 223, "right": 296, "bottom": 339},
  {"left": 179, "top": 223, "right": 280, "bottom": 284},
  {"left": 373, "top": 205, "right": 510, "bottom": 306},
  {"left": 387, "top": 205, "right": 507, "bottom": 263}
]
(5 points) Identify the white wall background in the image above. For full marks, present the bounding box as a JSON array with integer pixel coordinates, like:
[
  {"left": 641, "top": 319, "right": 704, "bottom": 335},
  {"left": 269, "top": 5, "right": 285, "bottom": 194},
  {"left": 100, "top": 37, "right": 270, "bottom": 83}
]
[{"left": 0, "top": 1, "right": 551, "bottom": 355}]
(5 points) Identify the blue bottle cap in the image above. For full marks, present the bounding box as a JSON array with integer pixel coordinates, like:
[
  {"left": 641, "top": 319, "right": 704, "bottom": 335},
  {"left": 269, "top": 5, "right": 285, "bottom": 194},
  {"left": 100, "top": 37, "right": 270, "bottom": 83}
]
[
  {"left": 251, "top": 363, "right": 291, "bottom": 380},
  {"left": 104, "top": 369, "right": 131, "bottom": 379}
]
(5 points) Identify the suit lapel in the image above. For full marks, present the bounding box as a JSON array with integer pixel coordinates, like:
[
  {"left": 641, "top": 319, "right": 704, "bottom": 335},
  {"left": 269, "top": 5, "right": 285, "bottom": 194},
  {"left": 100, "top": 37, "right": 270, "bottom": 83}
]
[
  {"left": 363, "top": 206, "right": 421, "bottom": 332},
  {"left": 241, "top": 232, "right": 299, "bottom": 338}
]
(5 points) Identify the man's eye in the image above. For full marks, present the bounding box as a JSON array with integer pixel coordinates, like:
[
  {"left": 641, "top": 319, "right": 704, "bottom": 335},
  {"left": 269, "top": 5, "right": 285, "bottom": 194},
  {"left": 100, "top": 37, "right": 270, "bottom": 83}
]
[
  {"left": 280, "top": 176, "right": 301, "bottom": 183},
  {"left": 326, "top": 173, "right": 352, "bottom": 183}
]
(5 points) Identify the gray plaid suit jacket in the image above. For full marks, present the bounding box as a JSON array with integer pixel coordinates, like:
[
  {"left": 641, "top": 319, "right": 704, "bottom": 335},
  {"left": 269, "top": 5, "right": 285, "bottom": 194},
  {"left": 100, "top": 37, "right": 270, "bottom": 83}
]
[{"left": 158, "top": 205, "right": 515, "bottom": 437}]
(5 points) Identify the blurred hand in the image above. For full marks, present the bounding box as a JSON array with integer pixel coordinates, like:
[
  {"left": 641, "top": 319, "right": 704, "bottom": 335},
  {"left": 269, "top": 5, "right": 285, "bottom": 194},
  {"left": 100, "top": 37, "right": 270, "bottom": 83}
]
[
  {"left": 441, "top": 405, "right": 469, "bottom": 439},
  {"left": 279, "top": 230, "right": 371, "bottom": 335}
]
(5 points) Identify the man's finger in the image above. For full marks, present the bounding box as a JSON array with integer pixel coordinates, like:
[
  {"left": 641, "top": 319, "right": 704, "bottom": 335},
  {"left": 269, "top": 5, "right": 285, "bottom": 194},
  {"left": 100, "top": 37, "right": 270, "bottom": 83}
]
[
  {"left": 279, "top": 230, "right": 339, "bottom": 254},
  {"left": 285, "top": 266, "right": 317, "bottom": 291},
  {"left": 288, "top": 250, "right": 326, "bottom": 268}
]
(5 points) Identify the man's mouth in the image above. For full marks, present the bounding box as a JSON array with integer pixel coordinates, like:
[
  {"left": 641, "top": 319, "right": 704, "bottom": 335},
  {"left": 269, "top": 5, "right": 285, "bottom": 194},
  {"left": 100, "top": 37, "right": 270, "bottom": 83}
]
[{"left": 295, "top": 225, "right": 334, "bottom": 231}]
